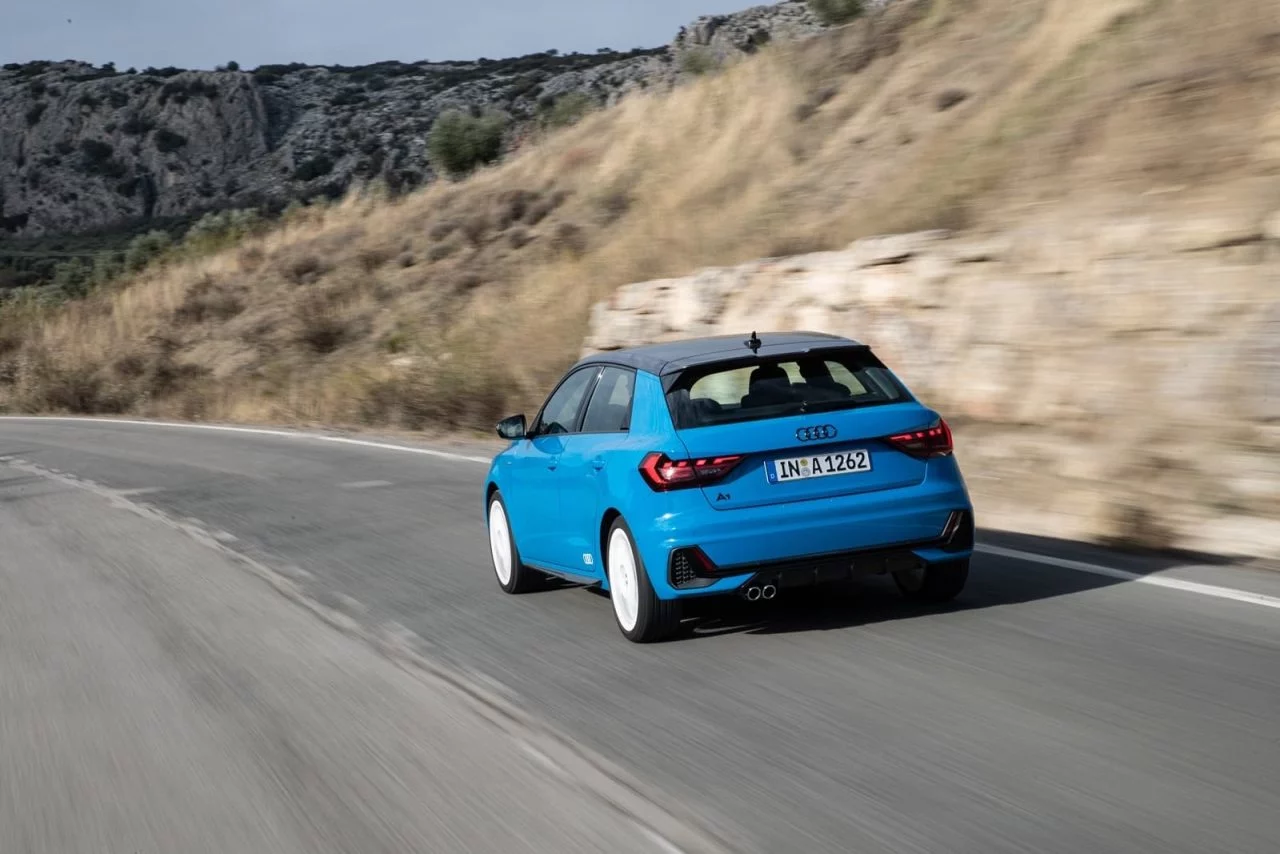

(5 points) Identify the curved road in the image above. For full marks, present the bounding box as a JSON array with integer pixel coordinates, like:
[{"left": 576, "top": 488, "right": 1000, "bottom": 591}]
[{"left": 2, "top": 418, "right": 1278, "bottom": 854}]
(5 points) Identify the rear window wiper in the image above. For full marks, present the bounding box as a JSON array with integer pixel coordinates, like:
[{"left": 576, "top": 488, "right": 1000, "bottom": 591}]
[{"left": 795, "top": 398, "right": 875, "bottom": 413}]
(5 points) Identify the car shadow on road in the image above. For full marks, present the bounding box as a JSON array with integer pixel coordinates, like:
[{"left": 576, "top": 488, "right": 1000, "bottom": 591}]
[
  {"left": 672, "top": 529, "right": 1241, "bottom": 640},
  {"left": 528, "top": 575, "right": 593, "bottom": 595}
]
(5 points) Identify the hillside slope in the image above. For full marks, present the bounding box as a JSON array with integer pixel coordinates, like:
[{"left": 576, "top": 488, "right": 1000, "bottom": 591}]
[{"left": 0, "top": 0, "right": 1276, "bottom": 436}]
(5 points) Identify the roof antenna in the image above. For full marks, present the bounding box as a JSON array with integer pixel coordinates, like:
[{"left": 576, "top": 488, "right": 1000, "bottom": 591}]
[{"left": 745, "top": 331, "right": 762, "bottom": 354}]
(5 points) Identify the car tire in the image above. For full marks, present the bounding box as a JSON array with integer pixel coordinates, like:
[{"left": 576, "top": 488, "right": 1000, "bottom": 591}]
[
  {"left": 892, "top": 558, "right": 969, "bottom": 603},
  {"left": 605, "top": 517, "right": 682, "bottom": 643},
  {"left": 487, "top": 492, "right": 540, "bottom": 594}
]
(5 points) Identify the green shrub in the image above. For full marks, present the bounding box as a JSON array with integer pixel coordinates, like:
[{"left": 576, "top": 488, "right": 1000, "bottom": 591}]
[
  {"left": 807, "top": 0, "right": 865, "bottom": 25},
  {"left": 331, "top": 88, "right": 368, "bottom": 106},
  {"left": 124, "top": 230, "right": 173, "bottom": 272},
  {"left": 78, "top": 139, "right": 127, "bottom": 178},
  {"left": 154, "top": 128, "right": 188, "bottom": 153},
  {"left": 508, "top": 75, "right": 542, "bottom": 98},
  {"left": 293, "top": 155, "right": 334, "bottom": 182},
  {"left": 427, "top": 109, "right": 508, "bottom": 178},
  {"left": 182, "top": 208, "right": 264, "bottom": 253},
  {"left": 52, "top": 259, "right": 92, "bottom": 299},
  {"left": 678, "top": 48, "right": 716, "bottom": 75},
  {"left": 122, "top": 114, "right": 155, "bottom": 135},
  {"left": 80, "top": 139, "right": 114, "bottom": 163},
  {"left": 541, "top": 91, "right": 595, "bottom": 129},
  {"left": 92, "top": 251, "right": 123, "bottom": 287}
]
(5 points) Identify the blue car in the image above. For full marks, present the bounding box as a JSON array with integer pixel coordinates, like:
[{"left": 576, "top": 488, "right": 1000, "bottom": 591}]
[{"left": 483, "top": 331, "right": 975, "bottom": 643}]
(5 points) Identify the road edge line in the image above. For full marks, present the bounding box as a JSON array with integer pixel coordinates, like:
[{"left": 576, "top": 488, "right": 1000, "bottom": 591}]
[
  {"left": 976, "top": 544, "right": 1280, "bottom": 611},
  {"left": 0, "top": 415, "right": 494, "bottom": 464}
]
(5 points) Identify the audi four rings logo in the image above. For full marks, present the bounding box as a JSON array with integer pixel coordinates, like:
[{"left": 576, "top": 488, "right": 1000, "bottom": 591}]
[{"left": 796, "top": 425, "right": 837, "bottom": 442}]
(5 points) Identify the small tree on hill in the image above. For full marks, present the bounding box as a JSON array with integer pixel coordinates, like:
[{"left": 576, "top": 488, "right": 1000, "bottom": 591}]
[
  {"left": 124, "top": 230, "right": 173, "bottom": 272},
  {"left": 807, "top": 0, "right": 865, "bottom": 26},
  {"left": 52, "top": 259, "right": 91, "bottom": 299},
  {"left": 427, "top": 109, "right": 508, "bottom": 178}
]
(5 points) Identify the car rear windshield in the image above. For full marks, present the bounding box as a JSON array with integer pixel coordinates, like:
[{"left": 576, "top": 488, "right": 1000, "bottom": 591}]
[{"left": 665, "top": 347, "right": 910, "bottom": 429}]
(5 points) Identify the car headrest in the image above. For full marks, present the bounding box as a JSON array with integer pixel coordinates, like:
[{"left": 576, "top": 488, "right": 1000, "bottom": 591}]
[{"left": 749, "top": 364, "right": 789, "bottom": 388}]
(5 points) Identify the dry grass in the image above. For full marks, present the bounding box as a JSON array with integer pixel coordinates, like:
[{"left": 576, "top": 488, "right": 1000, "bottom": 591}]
[{"left": 1, "top": 0, "right": 1275, "bottom": 431}]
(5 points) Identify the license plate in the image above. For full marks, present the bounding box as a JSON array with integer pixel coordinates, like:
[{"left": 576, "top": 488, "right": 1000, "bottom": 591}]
[{"left": 766, "top": 449, "right": 873, "bottom": 483}]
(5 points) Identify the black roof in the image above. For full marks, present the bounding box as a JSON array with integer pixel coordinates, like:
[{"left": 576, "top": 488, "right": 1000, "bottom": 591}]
[{"left": 575, "top": 331, "right": 866, "bottom": 377}]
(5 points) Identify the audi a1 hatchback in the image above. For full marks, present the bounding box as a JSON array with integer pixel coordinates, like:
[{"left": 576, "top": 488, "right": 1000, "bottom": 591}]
[{"left": 483, "top": 331, "right": 976, "bottom": 643}]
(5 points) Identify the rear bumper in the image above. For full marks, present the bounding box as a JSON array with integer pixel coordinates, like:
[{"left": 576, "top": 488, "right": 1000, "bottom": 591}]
[
  {"left": 670, "top": 509, "right": 973, "bottom": 595},
  {"left": 635, "top": 468, "right": 975, "bottom": 599}
]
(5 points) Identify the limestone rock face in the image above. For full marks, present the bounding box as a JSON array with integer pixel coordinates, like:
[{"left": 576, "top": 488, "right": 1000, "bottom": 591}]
[
  {"left": 0, "top": 67, "right": 273, "bottom": 236},
  {"left": 672, "top": 1, "right": 828, "bottom": 63},
  {"left": 0, "top": 50, "right": 673, "bottom": 237},
  {"left": 583, "top": 217, "right": 1280, "bottom": 560}
]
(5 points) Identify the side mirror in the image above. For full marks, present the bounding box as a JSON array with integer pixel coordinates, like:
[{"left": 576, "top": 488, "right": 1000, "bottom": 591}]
[{"left": 496, "top": 414, "right": 527, "bottom": 441}]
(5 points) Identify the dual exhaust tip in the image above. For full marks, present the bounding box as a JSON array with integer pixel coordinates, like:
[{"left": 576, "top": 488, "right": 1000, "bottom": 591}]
[{"left": 744, "top": 584, "right": 777, "bottom": 602}]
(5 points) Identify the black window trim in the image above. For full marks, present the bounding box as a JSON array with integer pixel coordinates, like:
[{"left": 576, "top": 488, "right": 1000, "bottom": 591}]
[{"left": 578, "top": 364, "right": 638, "bottom": 435}]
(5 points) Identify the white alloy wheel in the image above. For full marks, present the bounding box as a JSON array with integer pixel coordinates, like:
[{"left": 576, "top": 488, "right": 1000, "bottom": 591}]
[
  {"left": 608, "top": 527, "right": 640, "bottom": 632},
  {"left": 488, "top": 498, "right": 513, "bottom": 585}
]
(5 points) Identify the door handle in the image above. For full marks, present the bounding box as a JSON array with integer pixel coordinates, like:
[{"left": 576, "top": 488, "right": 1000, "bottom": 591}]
[{"left": 591, "top": 457, "right": 605, "bottom": 471}]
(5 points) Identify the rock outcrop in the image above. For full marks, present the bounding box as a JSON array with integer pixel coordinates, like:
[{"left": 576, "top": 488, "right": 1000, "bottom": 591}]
[
  {"left": 0, "top": 2, "right": 849, "bottom": 239},
  {"left": 584, "top": 215, "right": 1280, "bottom": 561},
  {"left": 672, "top": 1, "right": 826, "bottom": 63}
]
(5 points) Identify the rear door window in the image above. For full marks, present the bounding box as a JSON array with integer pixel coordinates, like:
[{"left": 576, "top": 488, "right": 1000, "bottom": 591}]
[
  {"left": 580, "top": 366, "right": 636, "bottom": 433},
  {"left": 666, "top": 348, "right": 908, "bottom": 429}
]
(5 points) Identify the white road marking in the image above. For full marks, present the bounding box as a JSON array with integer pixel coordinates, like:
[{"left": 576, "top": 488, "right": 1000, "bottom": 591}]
[
  {"left": 3, "top": 416, "right": 1275, "bottom": 613},
  {"left": 0, "top": 416, "right": 494, "bottom": 465},
  {"left": 116, "top": 486, "right": 165, "bottom": 496},
  {"left": 342, "top": 480, "right": 393, "bottom": 490},
  {"left": 976, "top": 544, "right": 1280, "bottom": 611}
]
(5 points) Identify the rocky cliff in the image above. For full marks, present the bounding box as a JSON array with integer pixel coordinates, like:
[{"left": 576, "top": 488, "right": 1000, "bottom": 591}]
[
  {"left": 584, "top": 216, "right": 1280, "bottom": 560},
  {"left": 0, "top": 53, "right": 664, "bottom": 239},
  {"left": 0, "top": 2, "right": 840, "bottom": 240}
]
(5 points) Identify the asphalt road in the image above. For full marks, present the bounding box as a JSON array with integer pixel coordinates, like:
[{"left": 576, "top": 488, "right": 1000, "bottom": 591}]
[
  {"left": 2, "top": 417, "right": 1278, "bottom": 854},
  {"left": 0, "top": 435, "right": 718, "bottom": 854}
]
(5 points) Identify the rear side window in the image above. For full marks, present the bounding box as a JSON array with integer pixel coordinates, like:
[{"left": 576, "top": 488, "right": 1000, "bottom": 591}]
[
  {"left": 666, "top": 348, "right": 908, "bottom": 429},
  {"left": 581, "top": 366, "right": 635, "bottom": 433}
]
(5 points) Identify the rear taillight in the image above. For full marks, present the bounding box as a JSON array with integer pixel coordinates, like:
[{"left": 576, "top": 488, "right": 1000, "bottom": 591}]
[
  {"left": 884, "top": 419, "right": 953, "bottom": 459},
  {"left": 639, "top": 452, "right": 744, "bottom": 490}
]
